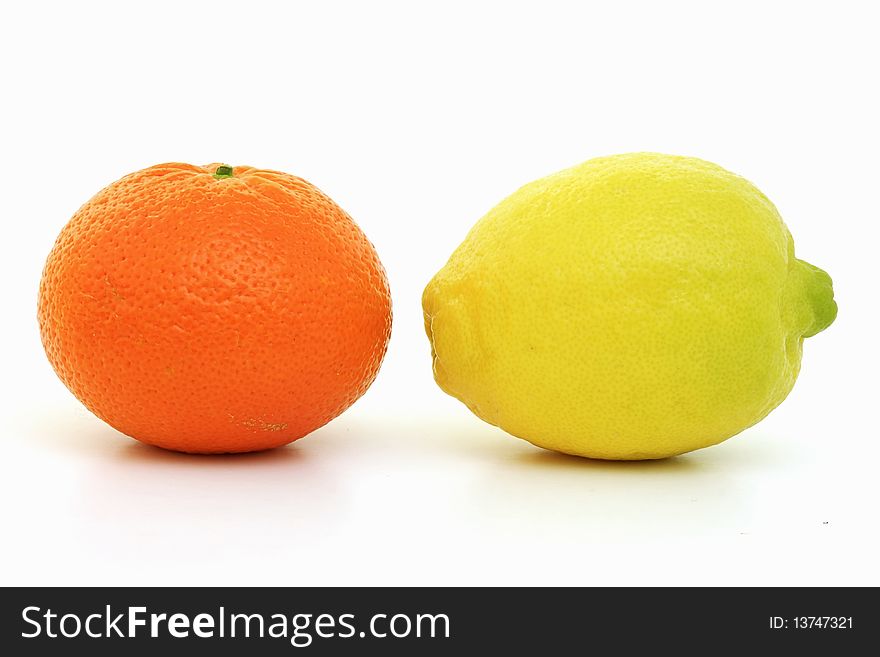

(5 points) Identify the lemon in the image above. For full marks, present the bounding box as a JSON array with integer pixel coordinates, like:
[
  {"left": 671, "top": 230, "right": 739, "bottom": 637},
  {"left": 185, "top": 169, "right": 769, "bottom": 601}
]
[{"left": 422, "top": 153, "right": 836, "bottom": 459}]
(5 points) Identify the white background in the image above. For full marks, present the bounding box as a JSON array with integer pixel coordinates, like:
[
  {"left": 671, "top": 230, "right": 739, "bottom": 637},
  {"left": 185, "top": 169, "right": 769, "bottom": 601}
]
[{"left": 1, "top": 1, "right": 877, "bottom": 586}]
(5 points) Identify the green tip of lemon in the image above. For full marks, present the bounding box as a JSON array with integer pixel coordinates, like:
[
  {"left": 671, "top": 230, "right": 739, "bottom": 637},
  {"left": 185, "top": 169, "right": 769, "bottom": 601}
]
[{"left": 800, "top": 261, "right": 838, "bottom": 338}]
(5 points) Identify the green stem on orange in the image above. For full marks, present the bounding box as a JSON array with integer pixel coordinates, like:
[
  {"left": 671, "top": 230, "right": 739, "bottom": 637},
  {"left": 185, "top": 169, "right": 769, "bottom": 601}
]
[{"left": 213, "top": 165, "right": 235, "bottom": 179}]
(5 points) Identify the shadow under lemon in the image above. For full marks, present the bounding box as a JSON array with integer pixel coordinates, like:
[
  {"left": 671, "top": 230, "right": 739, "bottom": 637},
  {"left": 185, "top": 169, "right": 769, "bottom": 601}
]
[
  {"left": 441, "top": 424, "right": 792, "bottom": 546},
  {"left": 516, "top": 448, "right": 701, "bottom": 473}
]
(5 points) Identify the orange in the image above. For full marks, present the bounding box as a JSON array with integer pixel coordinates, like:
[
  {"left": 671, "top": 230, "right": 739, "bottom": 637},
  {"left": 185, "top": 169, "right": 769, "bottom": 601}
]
[{"left": 38, "top": 163, "right": 392, "bottom": 453}]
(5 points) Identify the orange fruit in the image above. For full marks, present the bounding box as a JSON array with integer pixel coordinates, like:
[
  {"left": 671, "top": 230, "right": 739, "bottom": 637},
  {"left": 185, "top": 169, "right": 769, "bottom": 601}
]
[{"left": 38, "top": 163, "right": 392, "bottom": 453}]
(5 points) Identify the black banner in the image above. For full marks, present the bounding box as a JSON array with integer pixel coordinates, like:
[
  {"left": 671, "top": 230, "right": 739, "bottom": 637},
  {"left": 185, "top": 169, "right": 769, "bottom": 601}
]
[{"left": 0, "top": 587, "right": 874, "bottom": 654}]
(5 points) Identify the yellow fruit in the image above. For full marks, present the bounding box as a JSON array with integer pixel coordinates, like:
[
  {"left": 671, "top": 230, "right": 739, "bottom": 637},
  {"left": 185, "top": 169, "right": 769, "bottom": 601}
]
[{"left": 422, "top": 153, "right": 836, "bottom": 459}]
